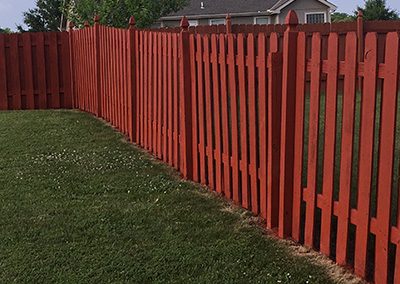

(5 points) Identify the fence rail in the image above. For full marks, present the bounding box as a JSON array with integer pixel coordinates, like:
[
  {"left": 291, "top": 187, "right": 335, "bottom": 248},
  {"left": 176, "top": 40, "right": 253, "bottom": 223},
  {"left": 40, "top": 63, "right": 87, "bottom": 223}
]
[{"left": 2, "top": 11, "right": 400, "bottom": 284}]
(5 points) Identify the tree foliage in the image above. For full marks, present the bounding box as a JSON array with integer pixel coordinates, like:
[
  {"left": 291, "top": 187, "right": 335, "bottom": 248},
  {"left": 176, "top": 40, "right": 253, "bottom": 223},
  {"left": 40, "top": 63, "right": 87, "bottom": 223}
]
[
  {"left": 331, "top": 12, "right": 355, "bottom": 22},
  {"left": 66, "top": 0, "right": 187, "bottom": 28},
  {"left": 0, "top": 27, "right": 12, "bottom": 34},
  {"left": 18, "top": 0, "right": 67, "bottom": 32},
  {"left": 356, "top": 0, "right": 399, "bottom": 20}
]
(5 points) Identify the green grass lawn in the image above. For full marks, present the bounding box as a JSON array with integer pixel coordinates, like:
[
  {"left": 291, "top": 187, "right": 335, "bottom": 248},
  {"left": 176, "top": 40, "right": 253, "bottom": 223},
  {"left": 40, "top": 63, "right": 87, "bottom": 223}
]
[{"left": 0, "top": 110, "right": 341, "bottom": 283}]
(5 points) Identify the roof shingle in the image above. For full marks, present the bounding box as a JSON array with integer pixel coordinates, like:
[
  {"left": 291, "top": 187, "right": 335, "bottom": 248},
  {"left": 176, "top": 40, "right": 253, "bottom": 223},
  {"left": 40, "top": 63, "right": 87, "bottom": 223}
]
[{"left": 167, "top": 0, "right": 280, "bottom": 17}]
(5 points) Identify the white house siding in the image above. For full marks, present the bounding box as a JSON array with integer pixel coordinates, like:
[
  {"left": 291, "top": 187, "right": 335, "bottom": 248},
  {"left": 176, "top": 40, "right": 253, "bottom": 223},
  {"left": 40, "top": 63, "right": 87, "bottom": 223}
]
[{"left": 278, "top": 0, "right": 331, "bottom": 23}]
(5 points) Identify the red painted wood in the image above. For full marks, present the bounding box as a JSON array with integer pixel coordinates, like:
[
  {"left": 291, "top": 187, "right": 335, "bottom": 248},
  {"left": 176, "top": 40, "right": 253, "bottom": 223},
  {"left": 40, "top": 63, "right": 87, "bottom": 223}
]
[
  {"left": 190, "top": 34, "right": 199, "bottom": 182},
  {"left": 148, "top": 32, "right": 153, "bottom": 149},
  {"left": 117, "top": 29, "right": 122, "bottom": 131},
  {"left": 247, "top": 33, "right": 258, "bottom": 213},
  {"left": 258, "top": 33, "right": 267, "bottom": 219},
  {"left": 62, "top": 32, "right": 72, "bottom": 109},
  {"left": 72, "top": 32, "right": 78, "bottom": 109},
  {"left": 336, "top": 32, "right": 357, "bottom": 266},
  {"left": 292, "top": 31, "right": 306, "bottom": 241},
  {"left": 374, "top": 32, "right": 399, "bottom": 284},
  {"left": 144, "top": 31, "right": 149, "bottom": 149},
  {"left": 304, "top": 32, "right": 322, "bottom": 247},
  {"left": 162, "top": 33, "right": 168, "bottom": 161},
  {"left": 353, "top": 32, "right": 377, "bottom": 278},
  {"left": 172, "top": 33, "right": 179, "bottom": 169},
  {"left": 211, "top": 34, "right": 222, "bottom": 193},
  {"left": 279, "top": 21, "right": 298, "bottom": 238},
  {"left": 124, "top": 29, "right": 129, "bottom": 135},
  {"left": 238, "top": 34, "right": 249, "bottom": 209},
  {"left": 319, "top": 32, "right": 339, "bottom": 256},
  {"left": 0, "top": 34, "right": 7, "bottom": 110},
  {"left": 119, "top": 29, "right": 123, "bottom": 127},
  {"left": 157, "top": 33, "right": 163, "bottom": 158},
  {"left": 107, "top": 28, "right": 111, "bottom": 120},
  {"left": 78, "top": 30, "right": 84, "bottom": 110},
  {"left": 135, "top": 30, "right": 140, "bottom": 143},
  {"left": 108, "top": 29, "right": 113, "bottom": 121},
  {"left": 82, "top": 29, "right": 86, "bottom": 111},
  {"left": 127, "top": 27, "right": 134, "bottom": 141},
  {"left": 219, "top": 34, "right": 231, "bottom": 199},
  {"left": 179, "top": 27, "right": 193, "bottom": 180},
  {"left": 48, "top": 32, "right": 60, "bottom": 108},
  {"left": 84, "top": 28, "right": 90, "bottom": 112},
  {"left": 105, "top": 28, "right": 111, "bottom": 121},
  {"left": 9, "top": 34, "right": 21, "bottom": 109},
  {"left": 22, "top": 33, "right": 34, "bottom": 109},
  {"left": 105, "top": 28, "right": 109, "bottom": 119},
  {"left": 120, "top": 29, "right": 123, "bottom": 128},
  {"left": 267, "top": 33, "right": 282, "bottom": 229},
  {"left": 151, "top": 32, "right": 157, "bottom": 153},
  {"left": 99, "top": 27, "right": 104, "bottom": 118},
  {"left": 203, "top": 35, "right": 215, "bottom": 189},
  {"left": 94, "top": 23, "right": 102, "bottom": 116},
  {"left": 227, "top": 34, "right": 240, "bottom": 204},
  {"left": 167, "top": 33, "right": 173, "bottom": 166},
  {"left": 140, "top": 31, "right": 145, "bottom": 146},
  {"left": 196, "top": 34, "right": 206, "bottom": 184},
  {"left": 81, "top": 29, "right": 86, "bottom": 111},
  {"left": 124, "top": 29, "right": 129, "bottom": 133}
]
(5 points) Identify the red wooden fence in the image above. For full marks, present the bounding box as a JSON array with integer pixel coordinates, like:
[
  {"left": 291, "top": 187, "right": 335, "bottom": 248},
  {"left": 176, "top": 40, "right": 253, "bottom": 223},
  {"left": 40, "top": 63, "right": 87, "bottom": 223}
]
[
  {"left": 1, "top": 10, "right": 400, "bottom": 284},
  {"left": 0, "top": 32, "right": 72, "bottom": 110},
  {"left": 68, "top": 14, "right": 400, "bottom": 283}
]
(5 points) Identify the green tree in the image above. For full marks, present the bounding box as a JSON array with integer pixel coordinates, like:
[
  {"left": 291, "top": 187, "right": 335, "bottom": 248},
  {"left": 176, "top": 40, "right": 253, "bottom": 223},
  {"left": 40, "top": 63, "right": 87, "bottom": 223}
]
[
  {"left": 0, "top": 27, "right": 12, "bottom": 33},
  {"left": 331, "top": 12, "right": 355, "bottom": 22},
  {"left": 18, "top": 0, "right": 68, "bottom": 32},
  {"left": 356, "top": 0, "right": 399, "bottom": 20},
  {"left": 66, "top": 0, "right": 187, "bottom": 28}
]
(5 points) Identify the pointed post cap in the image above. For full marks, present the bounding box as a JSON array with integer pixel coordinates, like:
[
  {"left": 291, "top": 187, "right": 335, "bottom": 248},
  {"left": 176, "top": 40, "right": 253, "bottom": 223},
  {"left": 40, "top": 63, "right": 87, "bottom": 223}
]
[
  {"left": 94, "top": 15, "right": 100, "bottom": 24},
  {"left": 285, "top": 10, "right": 299, "bottom": 26},
  {"left": 180, "top": 16, "right": 189, "bottom": 30},
  {"left": 357, "top": 10, "right": 363, "bottom": 18},
  {"left": 84, "top": 20, "right": 90, "bottom": 28},
  {"left": 129, "top": 16, "right": 136, "bottom": 28},
  {"left": 68, "top": 21, "right": 75, "bottom": 30}
]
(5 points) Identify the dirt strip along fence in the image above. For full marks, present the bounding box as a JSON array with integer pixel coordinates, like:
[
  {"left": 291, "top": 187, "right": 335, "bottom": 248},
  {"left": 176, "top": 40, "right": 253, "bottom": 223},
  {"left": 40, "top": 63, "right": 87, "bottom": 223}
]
[
  {"left": 1, "top": 10, "right": 400, "bottom": 284},
  {"left": 0, "top": 32, "right": 72, "bottom": 110}
]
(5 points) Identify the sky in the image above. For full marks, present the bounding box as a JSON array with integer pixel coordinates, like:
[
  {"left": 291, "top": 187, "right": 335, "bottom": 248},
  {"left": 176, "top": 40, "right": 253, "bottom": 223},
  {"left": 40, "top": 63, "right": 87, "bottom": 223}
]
[{"left": 1, "top": 0, "right": 400, "bottom": 29}]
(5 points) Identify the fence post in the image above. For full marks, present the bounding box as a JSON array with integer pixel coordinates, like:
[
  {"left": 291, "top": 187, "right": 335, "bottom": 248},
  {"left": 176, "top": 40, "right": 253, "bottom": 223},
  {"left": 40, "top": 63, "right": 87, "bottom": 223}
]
[
  {"left": 68, "top": 21, "right": 76, "bottom": 108},
  {"left": 128, "top": 16, "right": 137, "bottom": 143},
  {"left": 279, "top": 10, "right": 299, "bottom": 238},
  {"left": 94, "top": 15, "right": 102, "bottom": 117},
  {"left": 179, "top": 16, "right": 193, "bottom": 180},
  {"left": 267, "top": 36, "right": 282, "bottom": 230}
]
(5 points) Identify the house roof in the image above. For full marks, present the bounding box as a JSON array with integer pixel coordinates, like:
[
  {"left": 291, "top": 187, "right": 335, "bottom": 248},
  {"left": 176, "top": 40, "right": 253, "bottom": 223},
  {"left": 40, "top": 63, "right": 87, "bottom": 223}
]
[
  {"left": 269, "top": 0, "right": 337, "bottom": 12},
  {"left": 164, "top": 0, "right": 280, "bottom": 19},
  {"left": 161, "top": 0, "right": 337, "bottom": 20}
]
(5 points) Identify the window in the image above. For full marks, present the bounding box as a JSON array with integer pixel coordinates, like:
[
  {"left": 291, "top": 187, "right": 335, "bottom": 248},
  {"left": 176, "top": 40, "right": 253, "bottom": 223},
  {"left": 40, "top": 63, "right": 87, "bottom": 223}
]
[
  {"left": 188, "top": 20, "right": 199, "bottom": 27},
  {"left": 254, "top": 17, "right": 270, "bottom": 25},
  {"left": 305, "top": 13, "right": 326, "bottom": 24},
  {"left": 209, "top": 18, "right": 226, "bottom": 25}
]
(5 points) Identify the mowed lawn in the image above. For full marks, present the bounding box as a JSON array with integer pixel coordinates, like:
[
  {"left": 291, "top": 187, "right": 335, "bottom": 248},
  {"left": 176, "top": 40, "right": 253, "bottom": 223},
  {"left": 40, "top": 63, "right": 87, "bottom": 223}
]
[{"left": 0, "top": 110, "right": 338, "bottom": 283}]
